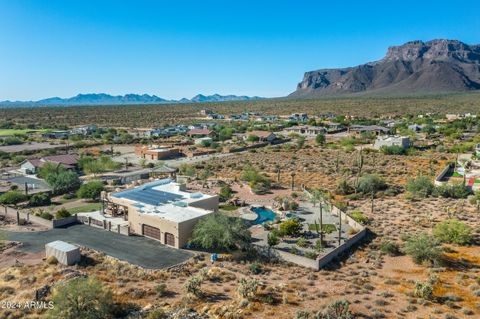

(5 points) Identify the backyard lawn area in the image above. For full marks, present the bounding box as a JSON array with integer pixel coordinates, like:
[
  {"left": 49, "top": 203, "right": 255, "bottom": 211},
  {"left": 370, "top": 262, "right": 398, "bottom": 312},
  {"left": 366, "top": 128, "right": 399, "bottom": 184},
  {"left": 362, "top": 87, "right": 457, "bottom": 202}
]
[
  {"left": 67, "top": 202, "right": 102, "bottom": 214},
  {"left": 0, "top": 129, "right": 49, "bottom": 136},
  {"left": 219, "top": 204, "right": 239, "bottom": 211}
]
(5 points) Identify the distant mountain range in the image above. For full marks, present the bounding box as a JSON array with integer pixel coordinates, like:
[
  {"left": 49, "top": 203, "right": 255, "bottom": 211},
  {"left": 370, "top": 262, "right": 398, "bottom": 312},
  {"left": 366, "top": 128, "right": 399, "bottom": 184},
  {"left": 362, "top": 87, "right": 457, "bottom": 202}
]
[
  {"left": 290, "top": 39, "right": 480, "bottom": 97},
  {"left": 0, "top": 93, "right": 264, "bottom": 107}
]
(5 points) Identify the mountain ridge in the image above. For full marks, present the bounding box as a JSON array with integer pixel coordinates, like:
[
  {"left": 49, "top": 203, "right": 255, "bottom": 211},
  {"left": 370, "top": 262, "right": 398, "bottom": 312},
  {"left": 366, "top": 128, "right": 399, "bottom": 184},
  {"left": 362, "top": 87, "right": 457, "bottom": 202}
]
[
  {"left": 0, "top": 93, "right": 264, "bottom": 108},
  {"left": 290, "top": 39, "right": 480, "bottom": 97}
]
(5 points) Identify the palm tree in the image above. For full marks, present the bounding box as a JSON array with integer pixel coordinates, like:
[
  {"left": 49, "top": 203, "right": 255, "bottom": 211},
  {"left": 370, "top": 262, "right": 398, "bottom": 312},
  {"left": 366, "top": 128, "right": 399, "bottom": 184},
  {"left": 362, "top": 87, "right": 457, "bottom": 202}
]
[{"left": 290, "top": 172, "right": 296, "bottom": 191}]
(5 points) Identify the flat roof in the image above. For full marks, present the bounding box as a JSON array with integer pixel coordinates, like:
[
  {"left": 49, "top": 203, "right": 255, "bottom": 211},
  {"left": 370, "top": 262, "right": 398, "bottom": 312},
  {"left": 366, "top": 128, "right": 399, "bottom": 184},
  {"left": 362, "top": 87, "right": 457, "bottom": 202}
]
[
  {"left": 111, "top": 179, "right": 215, "bottom": 223},
  {"left": 45, "top": 240, "right": 78, "bottom": 252}
]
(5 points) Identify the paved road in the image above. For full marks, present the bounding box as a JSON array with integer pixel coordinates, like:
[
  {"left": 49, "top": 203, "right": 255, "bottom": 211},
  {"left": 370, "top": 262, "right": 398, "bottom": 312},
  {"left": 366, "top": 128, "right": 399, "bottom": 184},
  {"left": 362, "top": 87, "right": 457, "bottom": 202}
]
[{"left": 5, "top": 224, "right": 192, "bottom": 269}]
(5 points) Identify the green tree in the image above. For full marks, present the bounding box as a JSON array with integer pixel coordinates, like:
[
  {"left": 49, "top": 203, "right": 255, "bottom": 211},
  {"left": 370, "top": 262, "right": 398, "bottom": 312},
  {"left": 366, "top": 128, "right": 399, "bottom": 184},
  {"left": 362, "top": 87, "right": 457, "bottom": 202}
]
[
  {"left": 433, "top": 219, "right": 472, "bottom": 245},
  {"left": 190, "top": 213, "right": 251, "bottom": 252},
  {"left": 402, "top": 233, "right": 443, "bottom": 265},
  {"left": 0, "top": 191, "right": 27, "bottom": 214},
  {"left": 315, "top": 133, "right": 326, "bottom": 145},
  {"left": 46, "top": 170, "right": 81, "bottom": 195},
  {"left": 219, "top": 185, "right": 233, "bottom": 202},
  {"left": 77, "top": 181, "right": 105, "bottom": 200},
  {"left": 49, "top": 277, "right": 113, "bottom": 319}
]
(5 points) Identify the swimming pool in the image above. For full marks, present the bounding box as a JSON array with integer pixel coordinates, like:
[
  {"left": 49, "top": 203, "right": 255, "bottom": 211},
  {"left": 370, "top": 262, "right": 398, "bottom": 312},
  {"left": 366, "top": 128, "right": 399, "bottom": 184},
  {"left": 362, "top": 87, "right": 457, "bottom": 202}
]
[{"left": 250, "top": 207, "right": 277, "bottom": 225}]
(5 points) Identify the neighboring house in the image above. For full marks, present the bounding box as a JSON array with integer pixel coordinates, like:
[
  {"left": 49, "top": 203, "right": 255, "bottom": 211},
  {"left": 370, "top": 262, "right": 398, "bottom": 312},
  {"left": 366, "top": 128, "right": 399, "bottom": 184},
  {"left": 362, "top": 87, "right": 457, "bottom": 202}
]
[
  {"left": 373, "top": 136, "right": 411, "bottom": 149},
  {"left": 382, "top": 120, "right": 398, "bottom": 128},
  {"left": 187, "top": 129, "right": 216, "bottom": 138},
  {"left": 42, "top": 131, "right": 70, "bottom": 139},
  {"left": 206, "top": 113, "right": 225, "bottom": 120},
  {"left": 408, "top": 124, "right": 425, "bottom": 132},
  {"left": 255, "top": 115, "right": 278, "bottom": 122},
  {"left": 285, "top": 125, "right": 326, "bottom": 136},
  {"left": 20, "top": 154, "right": 79, "bottom": 175},
  {"left": 200, "top": 109, "right": 214, "bottom": 116},
  {"left": 71, "top": 125, "right": 97, "bottom": 135},
  {"left": 246, "top": 130, "right": 277, "bottom": 142},
  {"left": 103, "top": 179, "right": 218, "bottom": 248},
  {"left": 325, "top": 122, "right": 346, "bottom": 132},
  {"left": 289, "top": 113, "right": 309, "bottom": 122},
  {"left": 194, "top": 137, "right": 213, "bottom": 145},
  {"left": 135, "top": 145, "right": 180, "bottom": 160},
  {"left": 348, "top": 125, "right": 391, "bottom": 136}
]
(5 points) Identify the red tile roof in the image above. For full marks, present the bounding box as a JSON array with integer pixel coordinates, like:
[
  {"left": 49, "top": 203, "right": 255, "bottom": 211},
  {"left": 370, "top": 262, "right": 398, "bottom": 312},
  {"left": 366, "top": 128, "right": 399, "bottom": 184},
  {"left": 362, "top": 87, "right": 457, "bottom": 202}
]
[
  {"left": 249, "top": 130, "right": 275, "bottom": 138},
  {"left": 187, "top": 129, "right": 215, "bottom": 136}
]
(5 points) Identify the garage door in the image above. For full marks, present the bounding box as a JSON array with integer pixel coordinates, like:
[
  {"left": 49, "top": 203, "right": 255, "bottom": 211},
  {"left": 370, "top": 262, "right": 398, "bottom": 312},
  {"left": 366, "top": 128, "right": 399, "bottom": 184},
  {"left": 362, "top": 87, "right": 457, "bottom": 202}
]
[
  {"left": 142, "top": 224, "right": 160, "bottom": 240},
  {"left": 164, "top": 232, "right": 175, "bottom": 246}
]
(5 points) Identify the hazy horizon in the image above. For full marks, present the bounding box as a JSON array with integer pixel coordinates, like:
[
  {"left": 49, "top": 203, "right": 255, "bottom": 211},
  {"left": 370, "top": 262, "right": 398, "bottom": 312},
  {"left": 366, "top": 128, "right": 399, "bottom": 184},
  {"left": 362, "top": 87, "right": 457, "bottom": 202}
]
[{"left": 1, "top": 0, "right": 480, "bottom": 101}]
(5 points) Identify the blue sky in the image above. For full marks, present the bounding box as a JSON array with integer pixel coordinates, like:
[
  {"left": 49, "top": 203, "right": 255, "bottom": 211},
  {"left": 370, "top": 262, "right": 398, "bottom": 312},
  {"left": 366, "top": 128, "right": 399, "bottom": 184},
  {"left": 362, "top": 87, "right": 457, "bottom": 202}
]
[{"left": 1, "top": 0, "right": 479, "bottom": 100}]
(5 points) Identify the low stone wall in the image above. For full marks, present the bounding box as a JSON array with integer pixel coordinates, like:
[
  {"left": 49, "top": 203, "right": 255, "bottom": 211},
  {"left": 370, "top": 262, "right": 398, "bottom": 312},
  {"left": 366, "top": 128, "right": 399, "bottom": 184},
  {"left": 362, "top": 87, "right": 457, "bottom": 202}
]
[
  {"left": 52, "top": 215, "right": 79, "bottom": 228},
  {"left": 275, "top": 248, "right": 320, "bottom": 270},
  {"left": 317, "top": 228, "right": 367, "bottom": 268},
  {"left": 435, "top": 163, "right": 453, "bottom": 186}
]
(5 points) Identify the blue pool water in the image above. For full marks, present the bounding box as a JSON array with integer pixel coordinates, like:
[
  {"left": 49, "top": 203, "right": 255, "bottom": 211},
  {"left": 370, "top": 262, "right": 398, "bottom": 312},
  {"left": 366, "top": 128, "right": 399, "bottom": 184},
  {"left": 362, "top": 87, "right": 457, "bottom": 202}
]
[{"left": 251, "top": 207, "right": 277, "bottom": 225}]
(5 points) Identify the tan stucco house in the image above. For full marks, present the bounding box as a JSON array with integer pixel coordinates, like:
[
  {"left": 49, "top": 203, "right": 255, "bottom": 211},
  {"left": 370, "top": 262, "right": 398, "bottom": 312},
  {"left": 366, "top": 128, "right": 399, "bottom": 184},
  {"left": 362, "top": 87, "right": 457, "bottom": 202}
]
[{"left": 103, "top": 179, "right": 218, "bottom": 248}]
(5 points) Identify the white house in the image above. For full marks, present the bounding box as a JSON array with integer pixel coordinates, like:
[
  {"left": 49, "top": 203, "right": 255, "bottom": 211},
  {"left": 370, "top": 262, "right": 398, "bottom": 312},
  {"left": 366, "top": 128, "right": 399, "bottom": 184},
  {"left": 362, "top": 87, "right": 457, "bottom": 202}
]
[{"left": 373, "top": 136, "right": 410, "bottom": 150}]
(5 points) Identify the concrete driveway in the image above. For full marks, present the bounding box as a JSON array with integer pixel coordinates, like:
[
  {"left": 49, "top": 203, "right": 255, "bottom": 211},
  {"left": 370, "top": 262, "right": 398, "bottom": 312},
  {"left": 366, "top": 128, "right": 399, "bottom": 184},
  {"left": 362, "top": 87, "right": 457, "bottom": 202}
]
[{"left": 5, "top": 224, "right": 193, "bottom": 269}]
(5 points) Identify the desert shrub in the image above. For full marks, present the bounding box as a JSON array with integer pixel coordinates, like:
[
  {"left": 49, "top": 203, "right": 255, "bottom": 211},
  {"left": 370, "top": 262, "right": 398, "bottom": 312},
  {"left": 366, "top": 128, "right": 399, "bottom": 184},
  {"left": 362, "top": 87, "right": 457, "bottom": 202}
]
[
  {"left": 240, "top": 164, "right": 271, "bottom": 194},
  {"left": 237, "top": 278, "right": 259, "bottom": 300},
  {"left": 190, "top": 213, "right": 251, "bottom": 252},
  {"left": 305, "top": 251, "right": 318, "bottom": 260},
  {"left": 46, "top": 256, "right": 58, "bottom": 265},
  {"left": 336, "top": 178, "right": 353, "bottom": 195},
  {"left": 406, "top": 176, "right": 435, "bottom": 198},
  {"left": 357, "top": 174, "right": 387, "bottom": 194},
  {"left": 349, "top": 211, "right": 369, "bottom": 224},
  {"left": 316, "top": 299, "right": 353, "bottom": 319},
  {"left": 380, "top": 145, "right": 406, "bottom": 155},
  {"left": 402, "top": 233, "right": 443, "bottom": 265},
  {"left": 296, "top": 237, "right": 308, "bottom": 248},
  {"left": 413, "top": 281, "right": 433, "bottom": 300},
  {"left": 155, "top": 283, "right": 167, "bottom": 297},
  {"left": 146, "top": 309, "right": 167, "bottom": 319},
  {"left": 279, "top": 218, "right": 303, "bottom": 237},
  {"left": 40, "top": 212, "right": 54, "bottom": 220},
  {"left": 28, "top": 193, "right": 51, "bottom": 207},
  {"left": 55, "top": 208, "right": 71, "bottom": 219},
  {"left": 49, "top": 277, "right": 113, "bottom": 319},
  {"left": 434, "top": 182, "right": 470, "bottom": 199},
  {"left": 219, "top": 185, "right": 233, "bottom": 202},
  {"left": 249, "top": 263, "right": 263, "bottom": 275},
  {"left": 433, "top": 219, "right": 472, "bottom": 246},
  {"left": 184, "top": 275, "right": 203, "bottom": 298},
  {"left": 380, "top": 241, "right": 400, "bottom": 256}
]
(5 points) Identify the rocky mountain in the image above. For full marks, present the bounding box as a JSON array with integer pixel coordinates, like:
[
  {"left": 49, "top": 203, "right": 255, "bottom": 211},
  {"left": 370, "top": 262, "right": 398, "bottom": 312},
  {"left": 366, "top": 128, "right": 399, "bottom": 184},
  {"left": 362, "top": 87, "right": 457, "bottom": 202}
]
[
  {"left": 0, "top": 93, "right": 263, "bottom": 108},
  {"left": 290, "top": 39, "right": 480, "bottom": 97}
]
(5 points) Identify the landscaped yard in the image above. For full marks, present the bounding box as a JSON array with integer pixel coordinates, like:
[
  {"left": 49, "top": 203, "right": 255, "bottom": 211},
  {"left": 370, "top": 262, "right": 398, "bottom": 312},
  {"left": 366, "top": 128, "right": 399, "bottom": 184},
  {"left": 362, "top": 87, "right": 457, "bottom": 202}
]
[{"left": 308, "top": 223, "right": 337, "bottom": 233}]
